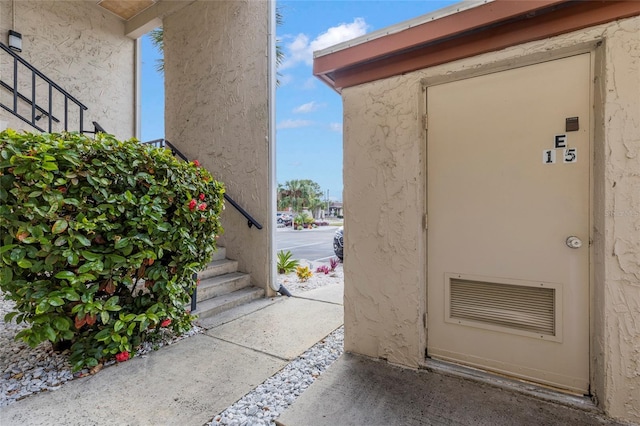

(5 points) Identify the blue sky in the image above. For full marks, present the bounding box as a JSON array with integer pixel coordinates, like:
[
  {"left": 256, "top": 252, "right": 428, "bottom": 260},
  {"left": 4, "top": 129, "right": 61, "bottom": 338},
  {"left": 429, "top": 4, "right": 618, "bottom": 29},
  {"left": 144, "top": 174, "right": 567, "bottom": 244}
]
[{"left": 141, "top": 1, "right": 458, "bottom": 202}]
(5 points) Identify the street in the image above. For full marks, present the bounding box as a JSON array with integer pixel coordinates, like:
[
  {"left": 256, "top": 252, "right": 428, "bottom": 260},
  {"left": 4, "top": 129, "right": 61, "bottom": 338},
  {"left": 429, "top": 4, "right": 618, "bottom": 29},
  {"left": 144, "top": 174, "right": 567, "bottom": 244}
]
[{"left": 276, "top": 226, "right": 340, "bottom": 263}]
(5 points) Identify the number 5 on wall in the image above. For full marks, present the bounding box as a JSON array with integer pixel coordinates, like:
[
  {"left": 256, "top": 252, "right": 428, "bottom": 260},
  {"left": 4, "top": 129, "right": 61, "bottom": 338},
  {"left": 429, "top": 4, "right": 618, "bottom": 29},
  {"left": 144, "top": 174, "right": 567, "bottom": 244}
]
[{"left": 564, "top": 148, "right": 577, "bottom": 163}]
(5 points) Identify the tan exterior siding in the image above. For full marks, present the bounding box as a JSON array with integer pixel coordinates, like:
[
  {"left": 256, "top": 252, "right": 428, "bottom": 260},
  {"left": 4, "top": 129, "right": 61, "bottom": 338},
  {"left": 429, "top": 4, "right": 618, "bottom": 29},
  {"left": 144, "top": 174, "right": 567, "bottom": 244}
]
[
  {"left": 342, "top": 78, "right": 426, "bottom": 367},
  {"left": 342, "top": 16, "right": 640, "bottom": 423},
  {"left": 164, "top": 0, "right": 272, "bottom": 292},
  {"left": 597, "top": 17, "right": 640, "bottom": 421},
  {"left": 0, "top": 1, "right": 136, "bottom": 139}
]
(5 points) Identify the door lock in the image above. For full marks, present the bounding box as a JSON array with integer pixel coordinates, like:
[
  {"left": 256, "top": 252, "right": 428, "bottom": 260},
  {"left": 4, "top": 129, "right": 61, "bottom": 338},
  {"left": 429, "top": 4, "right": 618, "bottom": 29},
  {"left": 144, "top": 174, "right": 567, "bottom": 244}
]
[{"left": 566, "top": 236, "right": 582, "bottom": 249}]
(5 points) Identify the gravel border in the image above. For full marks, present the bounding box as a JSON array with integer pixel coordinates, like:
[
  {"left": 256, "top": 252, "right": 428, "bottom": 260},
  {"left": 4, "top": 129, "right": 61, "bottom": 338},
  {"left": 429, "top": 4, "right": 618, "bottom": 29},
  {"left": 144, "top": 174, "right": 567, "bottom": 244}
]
[{"left": 208, "top": 326, "right": 344, "bottom": 426}]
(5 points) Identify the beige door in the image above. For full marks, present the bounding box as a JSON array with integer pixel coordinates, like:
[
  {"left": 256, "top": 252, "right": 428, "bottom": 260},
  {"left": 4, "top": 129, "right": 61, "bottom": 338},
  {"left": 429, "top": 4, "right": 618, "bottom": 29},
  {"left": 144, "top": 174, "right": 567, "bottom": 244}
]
[{"left": 427, "top": 54, "right": 591, "bottom": 394}]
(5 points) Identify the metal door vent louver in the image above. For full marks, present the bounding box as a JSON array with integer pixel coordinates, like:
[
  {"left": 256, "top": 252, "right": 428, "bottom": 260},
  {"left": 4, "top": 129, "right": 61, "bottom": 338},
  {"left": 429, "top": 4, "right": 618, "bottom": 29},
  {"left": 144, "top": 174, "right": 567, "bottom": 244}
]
[{"left": 449, "top": 278, "right": 556, "bottom": 336}]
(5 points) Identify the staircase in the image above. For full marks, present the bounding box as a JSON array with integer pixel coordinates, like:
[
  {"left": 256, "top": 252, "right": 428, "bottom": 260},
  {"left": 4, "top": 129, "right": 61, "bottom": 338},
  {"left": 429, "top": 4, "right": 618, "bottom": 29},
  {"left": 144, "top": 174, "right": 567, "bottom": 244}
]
[
  {"left": 0, "top": 46, "right": 268, "bottom": 319},
  {"left": 192, "top": 247, "right": 265, "bottom": 320}
]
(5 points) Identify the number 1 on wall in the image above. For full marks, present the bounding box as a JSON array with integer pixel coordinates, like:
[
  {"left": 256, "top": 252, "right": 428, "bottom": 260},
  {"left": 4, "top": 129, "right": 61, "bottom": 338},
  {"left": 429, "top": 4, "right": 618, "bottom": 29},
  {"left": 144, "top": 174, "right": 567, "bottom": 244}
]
[{"left": 543, "top": 149, "right": 556, "bottom": 164}]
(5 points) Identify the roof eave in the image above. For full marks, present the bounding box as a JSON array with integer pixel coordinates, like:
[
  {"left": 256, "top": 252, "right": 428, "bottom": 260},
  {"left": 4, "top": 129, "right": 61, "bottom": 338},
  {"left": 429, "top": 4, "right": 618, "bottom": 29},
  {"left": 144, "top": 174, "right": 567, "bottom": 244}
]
[{"left": 314, "top": 0, "right": 640, "bottom": 93}]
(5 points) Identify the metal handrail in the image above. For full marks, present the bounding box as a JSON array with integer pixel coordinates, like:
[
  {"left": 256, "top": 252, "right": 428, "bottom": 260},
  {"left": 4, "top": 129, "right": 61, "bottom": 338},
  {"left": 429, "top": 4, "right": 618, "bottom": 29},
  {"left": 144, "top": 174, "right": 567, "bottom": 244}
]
[
  {"left": 223, "top": 193, "right": 263, "bottom": 229},
  {"left": 141, "top": 138, "right": 188, "bottom": 162},
  {"left": 0, "top": 42, "right": 88, "bottom": 133},
  {"left": 140, "top": 138, "right": 263, "bottom": 229}
]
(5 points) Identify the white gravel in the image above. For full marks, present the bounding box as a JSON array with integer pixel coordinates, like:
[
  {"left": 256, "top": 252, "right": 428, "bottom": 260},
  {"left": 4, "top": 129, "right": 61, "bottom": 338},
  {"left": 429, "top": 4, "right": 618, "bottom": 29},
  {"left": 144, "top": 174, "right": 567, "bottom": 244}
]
[
  {"left": 279, "top": 258, "right": 343, "bottom": 294},
  {"left": 208, "top": 326, "right": 344, "bottom": 426},
  {"left": 1, "top": 259, "right": 344, "bottom": 424}
]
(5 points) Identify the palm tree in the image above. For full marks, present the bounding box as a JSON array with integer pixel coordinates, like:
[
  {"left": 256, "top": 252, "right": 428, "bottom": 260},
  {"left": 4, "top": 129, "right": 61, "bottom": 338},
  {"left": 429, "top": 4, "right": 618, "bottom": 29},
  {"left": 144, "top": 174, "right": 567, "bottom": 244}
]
[
  {"left": 148, "top": 28, "right": 164, "bottom": 73},
  {"left": 149, "top": 6, "right": 284, "bottom": 84},
  {"left": 278, "top": 179, "right": 325, "bottom": 215}
]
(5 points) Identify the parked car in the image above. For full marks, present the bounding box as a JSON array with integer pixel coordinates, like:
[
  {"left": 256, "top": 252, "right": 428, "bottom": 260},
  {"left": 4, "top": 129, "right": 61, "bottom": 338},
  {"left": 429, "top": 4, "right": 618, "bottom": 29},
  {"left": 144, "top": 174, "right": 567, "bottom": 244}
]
[
  {"left": 277, "top": 212, "right": 292, "bottom": 226},
  {"left": 333, "top": 227, "right": 343, "bottom": 260}
]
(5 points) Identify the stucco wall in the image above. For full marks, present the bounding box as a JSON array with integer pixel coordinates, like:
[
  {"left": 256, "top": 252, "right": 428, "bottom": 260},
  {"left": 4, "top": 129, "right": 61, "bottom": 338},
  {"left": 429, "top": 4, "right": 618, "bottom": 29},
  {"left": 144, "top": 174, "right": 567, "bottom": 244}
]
[
  {"left": 164, "top": 0, "right": 271, "bottom": 291},
  {"left": 342, "top": 16, "right": 640, "bottom": 423},
  {"left": 0, "top": 1, "right": 135, "bottom": 139}
]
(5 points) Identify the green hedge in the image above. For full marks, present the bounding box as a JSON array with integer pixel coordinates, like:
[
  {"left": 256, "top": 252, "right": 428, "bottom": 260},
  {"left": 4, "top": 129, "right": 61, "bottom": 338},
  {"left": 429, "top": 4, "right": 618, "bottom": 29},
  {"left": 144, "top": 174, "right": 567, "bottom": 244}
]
[{"left": 0, "top": 130, "right": 224, "bottom": 370}]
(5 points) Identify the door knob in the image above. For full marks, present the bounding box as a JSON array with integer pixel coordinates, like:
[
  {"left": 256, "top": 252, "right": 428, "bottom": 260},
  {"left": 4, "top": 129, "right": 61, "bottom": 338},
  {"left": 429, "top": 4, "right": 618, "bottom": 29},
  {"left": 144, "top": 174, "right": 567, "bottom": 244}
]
[{"left": 566, "top": 236, "right": 582, "bottom": 249}]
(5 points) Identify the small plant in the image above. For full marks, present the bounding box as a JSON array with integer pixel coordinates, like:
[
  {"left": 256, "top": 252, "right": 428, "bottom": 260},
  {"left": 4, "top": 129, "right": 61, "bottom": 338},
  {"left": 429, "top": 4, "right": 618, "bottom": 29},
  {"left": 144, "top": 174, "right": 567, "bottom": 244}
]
[
  {"left": 294, "top": 213, "right": 314, "bottom": 228},
  {"left": 277, "top": 250, "right": 299, "bottom": 274},
  {"left": 296, "top": 265, "right": 312, "bottom": 282},
  {"left": 316, "top": 265, "right": 330, "bottom": 275},
  {"left": 329, "top": 257, "right": 340, "bottom": 271}
]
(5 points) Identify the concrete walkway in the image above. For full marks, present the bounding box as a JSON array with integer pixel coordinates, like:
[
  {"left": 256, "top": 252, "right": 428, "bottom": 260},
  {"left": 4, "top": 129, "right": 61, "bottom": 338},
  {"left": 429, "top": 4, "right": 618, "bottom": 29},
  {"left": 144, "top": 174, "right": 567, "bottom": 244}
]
[
  {"left": 276, "top": 356, "right": 625, "bottom": 426},
  {"left": 0, "top": 284, "right": 344, "bottom": 426},
  {"left": 2, "top": 280, "right": 628, "bottom": 426}
]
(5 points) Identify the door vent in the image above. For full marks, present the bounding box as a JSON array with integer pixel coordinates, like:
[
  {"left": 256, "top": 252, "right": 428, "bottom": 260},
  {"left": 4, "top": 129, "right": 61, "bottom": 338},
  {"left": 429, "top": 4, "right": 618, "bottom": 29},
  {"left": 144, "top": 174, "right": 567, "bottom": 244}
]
[{"left": 448, "top": 276, "right": 557, "bottom": 338}]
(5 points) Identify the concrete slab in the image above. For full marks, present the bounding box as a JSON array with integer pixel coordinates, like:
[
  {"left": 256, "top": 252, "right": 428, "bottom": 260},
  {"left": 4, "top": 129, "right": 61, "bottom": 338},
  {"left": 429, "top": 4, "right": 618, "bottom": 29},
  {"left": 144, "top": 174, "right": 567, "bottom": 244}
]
[
  {"left": 197, "top": 296, "right": 283, "bottom": 330},
  {"left": 293, "top": 283, "right": 343, "bottom": 305},
  {"left": 206, "top": 298, "right": 343, "bottom": 360},
  {"left": 276, "top": 354, "right": 623, "bottom": 426},
  {"left": 0, "top": 335, "right": 286, "bottom": 426}
]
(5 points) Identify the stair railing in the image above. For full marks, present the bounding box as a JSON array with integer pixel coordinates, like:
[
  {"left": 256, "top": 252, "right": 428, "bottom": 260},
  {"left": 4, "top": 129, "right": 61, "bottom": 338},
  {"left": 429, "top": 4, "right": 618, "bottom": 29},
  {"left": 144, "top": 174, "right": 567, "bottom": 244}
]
[
  {"left": 141, "top": 138, "right": 263, "bottom": 229},
  {"left": 0, "top": 42, "right": 88, "bottom": 133}
]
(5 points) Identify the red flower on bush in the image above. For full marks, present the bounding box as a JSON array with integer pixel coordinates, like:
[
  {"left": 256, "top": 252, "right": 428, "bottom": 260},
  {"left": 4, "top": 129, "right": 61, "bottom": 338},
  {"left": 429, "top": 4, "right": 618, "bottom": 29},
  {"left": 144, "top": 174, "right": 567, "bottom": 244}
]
[
  {"left": 193, "top": 160, "right": 200, "bottom": 167},
  {"left": 188, "top": 199, "right": 197, "bottom": 211},
  {"left": 161, "top": 318, "right": 171, "bottom": 327},
  {"left": 115, "top": 351, "right": 130, "bottom": 362},
  {"left": 198, "top": 202, "right": 207, "bottom": 211},
  {"left": 199, "top": 193, "right": 205, "bottom": 201}
]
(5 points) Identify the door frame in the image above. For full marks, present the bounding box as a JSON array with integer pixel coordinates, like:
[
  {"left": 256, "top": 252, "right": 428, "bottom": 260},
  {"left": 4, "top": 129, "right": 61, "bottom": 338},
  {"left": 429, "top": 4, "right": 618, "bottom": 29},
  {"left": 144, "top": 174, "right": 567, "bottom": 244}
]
[{"left": 420, "top": 44, "right": 600, "bottom": 394}]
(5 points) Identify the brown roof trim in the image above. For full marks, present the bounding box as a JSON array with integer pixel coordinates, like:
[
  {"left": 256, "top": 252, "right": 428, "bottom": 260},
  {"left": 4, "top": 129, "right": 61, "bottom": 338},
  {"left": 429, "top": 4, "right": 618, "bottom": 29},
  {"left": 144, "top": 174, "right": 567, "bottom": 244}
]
[{"left": 314, "top": 0, "right": 640, "bottom": 92}]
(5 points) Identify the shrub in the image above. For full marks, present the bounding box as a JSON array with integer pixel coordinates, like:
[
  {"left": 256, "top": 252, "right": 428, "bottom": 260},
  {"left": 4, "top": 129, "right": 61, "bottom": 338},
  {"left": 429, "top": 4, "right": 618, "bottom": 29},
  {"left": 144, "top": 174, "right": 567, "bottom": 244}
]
[
  {"left": 0, "top": 130, "right": 224, "bottom": 371},
  {"left": 276, "top": 250, "right": 298, "bottom": 274},
  {"left": 296, "top": 265, "right": 312, "bottom": 282},
  {"left": 294, "top": 213, "right": 314, "bottom": 227}
]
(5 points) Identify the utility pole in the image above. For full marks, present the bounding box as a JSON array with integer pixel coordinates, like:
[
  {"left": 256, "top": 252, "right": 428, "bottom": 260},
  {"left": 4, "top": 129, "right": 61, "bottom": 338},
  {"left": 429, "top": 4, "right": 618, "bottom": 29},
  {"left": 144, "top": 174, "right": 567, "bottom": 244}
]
[{"left": 326, "top": 189, "right": 330, "bottom": 216}]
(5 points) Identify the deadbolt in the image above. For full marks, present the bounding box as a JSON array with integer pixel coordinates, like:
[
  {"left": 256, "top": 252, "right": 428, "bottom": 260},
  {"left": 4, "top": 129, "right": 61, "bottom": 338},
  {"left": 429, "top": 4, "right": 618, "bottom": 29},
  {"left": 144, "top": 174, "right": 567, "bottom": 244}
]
[{"left": 566, "top": 236, "right": 582, "bottom": 249}]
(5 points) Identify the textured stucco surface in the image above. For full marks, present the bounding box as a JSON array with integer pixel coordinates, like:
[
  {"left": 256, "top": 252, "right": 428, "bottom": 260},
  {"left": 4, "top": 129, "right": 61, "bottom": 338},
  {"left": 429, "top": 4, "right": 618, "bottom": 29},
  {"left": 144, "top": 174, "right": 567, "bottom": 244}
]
[
  {"left": 164, "top": 0, "right": 271, "bottom": 292},
  {"left": 0, "top": 1, "right": 135, "bottom": 139},
  {"left": 342, "top": 17, "right": 640, "bottom": 423}
]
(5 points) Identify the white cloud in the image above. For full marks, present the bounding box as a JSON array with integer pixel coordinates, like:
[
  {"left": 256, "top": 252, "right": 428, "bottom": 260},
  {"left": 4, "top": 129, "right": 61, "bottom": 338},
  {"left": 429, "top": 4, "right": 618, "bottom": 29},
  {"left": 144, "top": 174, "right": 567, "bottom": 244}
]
[
  {"left": 277, "top": 119, "right": 314, "bottom": 130},
  {"left": 293, "top": 101, "right": 324, "bottom": 114},
  {"left": 280, "top": 18, "right": 369, "bottom": 70},
  {"left": 329, "top": 122, "right": 342, "bottom": 133},
  {"left": 311, "top": 17, "right": 368, "bottom": 53},
  {"left": 280, "top": 33, "right": 310, "bottom": 71},
  {"left": 302, "top": 77, "right": 317, "bottom": 90}
]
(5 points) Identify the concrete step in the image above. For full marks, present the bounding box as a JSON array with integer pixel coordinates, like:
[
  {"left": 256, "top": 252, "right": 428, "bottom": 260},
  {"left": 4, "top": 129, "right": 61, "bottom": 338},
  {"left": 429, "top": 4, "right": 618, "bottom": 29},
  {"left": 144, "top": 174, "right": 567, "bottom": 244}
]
[
  {"left": 198, "top": 259, "right": 239, "bottom": 280},
  {"left": 196, "top": 271, "right": 251, "bottom": 302},
  {"left": 211, "top": 247, "right": 227, "bottom": 262},
  {"left": 193, "top": 287, "right": 265, "bottom": 320}
]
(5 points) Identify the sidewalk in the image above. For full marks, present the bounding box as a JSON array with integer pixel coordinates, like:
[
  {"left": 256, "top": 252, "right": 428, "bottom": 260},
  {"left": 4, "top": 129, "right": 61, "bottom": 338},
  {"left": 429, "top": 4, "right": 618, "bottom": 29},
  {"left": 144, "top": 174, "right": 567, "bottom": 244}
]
[
  {"left": 276, "top": 353, "right": 624, "bottom": 426},
  {"left": 0, "top": 285, "right": 344, "bottom": 426},
  {"left": 2, "top": 280, "right": 628, "bottom": 426}
]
